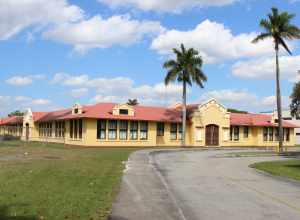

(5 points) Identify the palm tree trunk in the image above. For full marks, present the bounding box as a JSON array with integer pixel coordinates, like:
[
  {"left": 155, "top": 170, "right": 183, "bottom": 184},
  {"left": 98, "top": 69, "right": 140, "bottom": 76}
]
[
  {"left": 182, "top": 80, "right": 187, "bottom": 147},
  {"left": 275, "top": 47, "right": 283, "bottom": 153}
]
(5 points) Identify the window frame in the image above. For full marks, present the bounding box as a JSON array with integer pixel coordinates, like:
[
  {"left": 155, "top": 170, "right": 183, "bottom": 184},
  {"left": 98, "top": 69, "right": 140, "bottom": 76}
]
[
  {"left": 140, "top": 121, "right": 148, "bottom": 140},
  {"left": 130, "top": 121, "right": 138, "bottom": 140},
  {"left": 170, "top": 123, "right": 177, "bottom": 140},
  {"left": 108, "top": 120, "right": 117, "bottom": 140},
  {"left": 97, "top": 120, "right": 106, "bottom": 140},
  {"left": 178, "top": 124, "right": 183, "bottom": 140},
  {"left": 233, "top": 126, "right": 239, "bottom": 141},
  {"left": 157, "top": 122, "right": 164, "bottom": 136},
  {"left": 263, "top": 127, "right": 268, "bottom": 141},
  {"left": 286, "top": 128, "right": 290, "bottom": 142},
  {"left": 269, "top": 127, "right": 274, "bottom": 141},
  {"left": 119, "top": 109, "right": 129, "bottom": 115},
  {"left": 243, "top": 126, "right": 249, "bottom": 139},
  {"left": 119, "top": 120, "right": 128, "bottom": 140},
  {"left": 78, "top": 119, "right": 83, "bottom": 139}
]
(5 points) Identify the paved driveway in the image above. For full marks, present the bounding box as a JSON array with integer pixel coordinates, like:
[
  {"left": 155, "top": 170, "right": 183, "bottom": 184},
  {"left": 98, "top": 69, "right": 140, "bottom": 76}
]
[{"left": 109, "top": 149, "right": 300, "bottom": 220}]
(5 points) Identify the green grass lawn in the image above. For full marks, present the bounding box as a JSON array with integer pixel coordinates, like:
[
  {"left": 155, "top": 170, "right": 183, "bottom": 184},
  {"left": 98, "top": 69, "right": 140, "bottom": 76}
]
[
  {"left": 250, "top": 159, "right": 300, "bottom": 182},
  {"left": 0, "top": 140, "right": 135, "bottom": 220}
]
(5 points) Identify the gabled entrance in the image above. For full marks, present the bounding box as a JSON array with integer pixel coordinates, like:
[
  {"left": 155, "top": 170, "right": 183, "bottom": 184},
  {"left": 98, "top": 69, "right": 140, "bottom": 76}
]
[{"left": 205, "top": 124, "right": 219, "bottom": 146}]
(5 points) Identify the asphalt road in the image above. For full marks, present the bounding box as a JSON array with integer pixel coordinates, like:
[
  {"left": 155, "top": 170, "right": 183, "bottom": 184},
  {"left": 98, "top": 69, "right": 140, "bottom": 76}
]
[{"left": 109, "top": 149, "right": 300, "bottom": 220}]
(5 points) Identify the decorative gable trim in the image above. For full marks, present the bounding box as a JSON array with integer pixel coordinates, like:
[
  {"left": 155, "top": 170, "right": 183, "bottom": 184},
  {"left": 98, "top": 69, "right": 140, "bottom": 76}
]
[
  {"left": 72, "top": 103, "right": 83, "bottom": 115},
  {"left": 112, "top": 103, "right": 135, "bottom": 116}
]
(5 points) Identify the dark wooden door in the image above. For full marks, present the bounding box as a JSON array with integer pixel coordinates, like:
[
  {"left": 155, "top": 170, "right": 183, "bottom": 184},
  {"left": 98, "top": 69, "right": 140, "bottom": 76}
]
[{"left": 205, "top": 125, "right": 219, "bottom": 146}]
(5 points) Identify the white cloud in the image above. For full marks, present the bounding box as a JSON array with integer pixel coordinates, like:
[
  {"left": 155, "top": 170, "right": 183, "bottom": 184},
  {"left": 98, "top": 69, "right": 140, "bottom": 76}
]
[
  {"left": 31, "top": 98, "right": 51, "bottom": 106},
  {"left": 5, "top": 75, "right": 44, "bottom": 86},
  {"left": 0, "top": 0, "right": 83, "bottom": 40},
  {"left": 51, "top": 73, "right": 183, "bottom": 106},
  {"left": 151, "top": 19, "right": 274, "bottom": 63},
  {"left": 51, "top": 73, "right": 89, "bottom": 86},
  {"left": 90, "top": 82, "right": 183, "bottom": 106},
  {"left": 0, "top": 96, "right": 11, "bottom": 109},
  {"left": 44, "top": 15, "right": 164, "bottom": 53},
  {"left": 0, "top": 95, "right": 53, "bottom": 117},
  {"left": 69, "top": 88, "right": 89, "bottom": 98},
  {"left": 200, "top": 89, "right": 290, "bottom": 112},
  {"left": 232, "top": 55, "right": 300, "bottom": 82},
  {"left": 98, "top": 0, "right": 237, "bottom": 12}
]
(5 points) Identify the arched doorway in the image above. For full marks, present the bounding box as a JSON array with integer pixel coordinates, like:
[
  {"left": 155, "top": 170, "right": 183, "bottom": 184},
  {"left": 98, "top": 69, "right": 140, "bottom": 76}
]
[
  {"left": 205, "top": 124, "right": 219, "bottom": 146},
  {"left": 25, "top": 123, "right": 29, "bottom": 141}
]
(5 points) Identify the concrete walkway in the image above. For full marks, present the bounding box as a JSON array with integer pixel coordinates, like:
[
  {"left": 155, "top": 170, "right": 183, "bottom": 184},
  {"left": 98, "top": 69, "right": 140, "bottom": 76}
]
[{"left": 109, "top": 149, "right": 300, "bottom": 220}]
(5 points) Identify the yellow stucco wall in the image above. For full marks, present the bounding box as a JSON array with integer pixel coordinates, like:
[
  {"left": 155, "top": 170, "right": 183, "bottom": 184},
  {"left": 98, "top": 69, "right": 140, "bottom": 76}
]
[{"left": 17, "top": 99, "right": 296, "bottom": 148}]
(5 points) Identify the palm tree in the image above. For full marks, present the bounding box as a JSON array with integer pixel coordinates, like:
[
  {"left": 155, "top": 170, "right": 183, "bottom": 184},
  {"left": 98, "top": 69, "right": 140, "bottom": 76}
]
[
  {"left": 290, "top": 81, "right": 300, "bottom": 118},
  {"left": 252, "top": 7, "right": 300, "bottom": 153},
  {"left": 163, "top": 44, "right": 207, "bottom": 147},
  {"left": 127, "top": 99, "right": 139, "bottom": 106}
]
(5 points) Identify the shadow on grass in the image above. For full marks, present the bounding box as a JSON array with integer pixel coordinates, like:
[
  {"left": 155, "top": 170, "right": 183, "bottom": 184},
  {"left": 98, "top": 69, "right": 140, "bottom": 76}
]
[
  {"left": 281, "top": 152, "right": 300, "bottom": 158},
  {"left": 0, "top": 206, "right": 36, "bottom": 220},
  {"left": 285, "top": 164, "right": 300, "bottom": 169}
]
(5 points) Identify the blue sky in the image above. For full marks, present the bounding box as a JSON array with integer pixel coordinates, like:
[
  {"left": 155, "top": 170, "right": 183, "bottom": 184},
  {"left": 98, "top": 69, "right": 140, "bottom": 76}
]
[{"left": 1, "top": 0, "right": 300, "bottom": 116}]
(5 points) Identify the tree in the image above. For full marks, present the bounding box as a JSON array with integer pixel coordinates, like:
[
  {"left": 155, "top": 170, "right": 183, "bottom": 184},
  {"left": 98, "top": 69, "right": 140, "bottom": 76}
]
[
  {"left": 8, "top": 110, "right": 24, "bottom": 117},
  {"left": 227, "top": 108, "right": 248, "bottom": 114},
  {"left": 163, "top": 44, "right": 207, "bottom": 147},
  {"left": 252, "top": 7, "right": 300, "bottom": 152},
  {"left": 290, "top": 81, "right": 300, "bottom": 118},
  {"left": 127, "top": 99, "right": 139, "bottom": 106}
]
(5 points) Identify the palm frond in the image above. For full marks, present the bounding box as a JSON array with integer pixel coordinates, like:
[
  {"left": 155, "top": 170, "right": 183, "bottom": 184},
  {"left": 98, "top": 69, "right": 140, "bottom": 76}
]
[
  {"left": 278, "top": 37, "right": 292, "bottom": 55},
  {"left": 252, "top": 33, "right": 272, "bottom": 43},
  {"left": 164, "top": 69, "right": 180, "bottom": 85},
  {"left": 163, "top": 44, "right": 206, "bottom": 89}
]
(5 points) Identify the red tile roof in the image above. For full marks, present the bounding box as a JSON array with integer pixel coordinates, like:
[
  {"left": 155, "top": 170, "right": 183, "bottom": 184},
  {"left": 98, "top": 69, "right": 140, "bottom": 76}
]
[
  {"left": 32, "top": 112, "right": 49, "bottom": 121},
  {"left": 28, "top": 103, "right": 297, "bottom": 128},
  {"left": 230, "top": 113, "right": 297, "bottom": 128},
  {"left": 0, "top": 116, "right": 23, "bottom": 125},
  {"left": 36, "top": 103, "right": 182, "bottom": 123}
]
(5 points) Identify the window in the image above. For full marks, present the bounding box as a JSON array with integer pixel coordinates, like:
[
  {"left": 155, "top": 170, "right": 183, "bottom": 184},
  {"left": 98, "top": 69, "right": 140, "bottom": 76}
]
[
  {"left": 69, "top": 119, "right": 83, "bottom": 139},
  {"left": 170, "top": 123, "right": 177, "bottom": 140},
  {"left": 244, "top": 126, "right": 249, "bottom": 139},
  {"left": 108, "top": 120, "right": 117, "bottom": 140},
  {"left": 97, "top": 120, "right": 106, "bottom": 140},
  {"left": 74, "top": 120, "right": 78, "bottom": 139},
  {"left": 78, "top": 119, "right": 82, "bottom": 139},
  {"left": 46, "top": 123, "right": 52, "bottom": 137},
  {"left": 119, "top": 121, "right": 128, "bottom": 140},
  {"left": 74, "top": 108, "right": 78, "bottom": 114},
  {"left": 62, "top": 121, "right": 65, "bottom": 137},
  {"left": 70, "top": 120, "right": 73, "bottom": 138},
  {"left": 39, "top": 122, "right": 53, "bottom": 137},
  {"left": 296, "top": 133, "right": 300, "bottom": 136},
  {"left": 39, "top": 124, "right": 42, "bottom": 137},
  {"left": 140, "top": 122, "right": 148, "bottom": 140},
  {"left": 230, "top": 126, "right": 233, "bottom": 141},
  {"left": 286, "top": 128, "right": 290, "bottom": 142},
  {"left": 234, "top": 126, "right": 239, "bottom": 141},
  {"left": 275, "top": 128, "right": 279, "bottom": 141},
  {"left": 269, "top": 127, "right": 274, "bottom": 141},
  {"left": 157, "top": 122, "right": 164, "bottom": 136},
  {"left": 119, "top": 109, "right": 129, "bottom": 115},
  {"left": 263, "top": 127, "right": 268, "bottom": 141},
  {"left": 178, "top": 124, "right": 182, "bottom": 140},
  {"left": 130, "top": 121, "right": 138, "bottom": 140},
  {"left": 55, "top": 121, "right": 65, "bottom": 138}
]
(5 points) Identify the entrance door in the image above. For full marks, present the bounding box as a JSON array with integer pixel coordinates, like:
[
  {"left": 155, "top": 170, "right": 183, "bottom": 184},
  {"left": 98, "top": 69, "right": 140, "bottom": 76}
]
[
  {"left": 25, "top": 124, "right": 29, "bottom": 141},
  {"left": 205, "top": 124, "right": 219, "bottom": 146}
]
